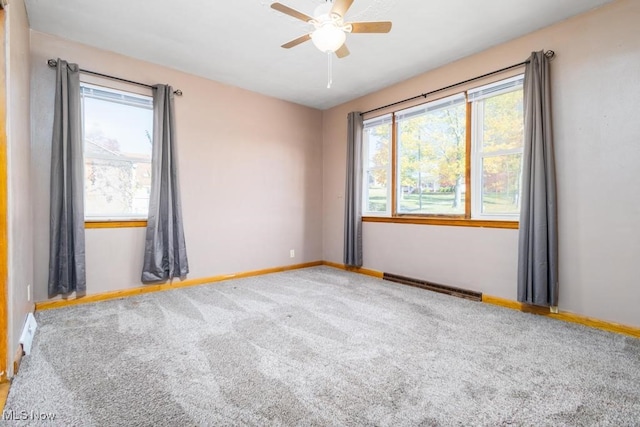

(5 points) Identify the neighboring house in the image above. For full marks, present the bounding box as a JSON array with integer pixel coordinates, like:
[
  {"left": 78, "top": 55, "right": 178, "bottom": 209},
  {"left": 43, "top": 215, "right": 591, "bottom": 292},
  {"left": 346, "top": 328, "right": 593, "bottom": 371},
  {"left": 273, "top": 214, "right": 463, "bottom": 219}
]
[{"left": 84, "top": 139, "right": 151, "bottom": 217}]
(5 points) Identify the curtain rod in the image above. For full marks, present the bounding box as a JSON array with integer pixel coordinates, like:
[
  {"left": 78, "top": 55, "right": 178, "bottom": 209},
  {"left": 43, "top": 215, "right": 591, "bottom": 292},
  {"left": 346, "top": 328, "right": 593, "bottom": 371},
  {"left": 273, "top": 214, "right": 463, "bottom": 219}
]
[
  {"left": 361, "top": 50, "right": 555, "bottom": 116},
  {"left": 47, "top": 59, "right": 183, "bottom": 96}
]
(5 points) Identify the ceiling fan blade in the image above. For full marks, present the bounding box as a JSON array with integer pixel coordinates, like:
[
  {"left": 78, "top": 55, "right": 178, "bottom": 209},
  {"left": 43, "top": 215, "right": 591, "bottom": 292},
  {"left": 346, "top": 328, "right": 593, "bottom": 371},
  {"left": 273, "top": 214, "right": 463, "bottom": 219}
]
[
  {"left": 349, "top": 21, "right": 393, "bottom": 33},
  {"left": 281, "top": 34, "right": 311, "bottom": 49},
  {"left": 331, "top": 0, "right": 354, "bottom": 18},
  {"left": 336, "top": 43, "right": 350, "bottom": 58},
  {"left": 271, "top": 2, "right": 314, "bottom": 22},
  {"left": 335, "top": 44, "right": 350, "bottom": 59}
]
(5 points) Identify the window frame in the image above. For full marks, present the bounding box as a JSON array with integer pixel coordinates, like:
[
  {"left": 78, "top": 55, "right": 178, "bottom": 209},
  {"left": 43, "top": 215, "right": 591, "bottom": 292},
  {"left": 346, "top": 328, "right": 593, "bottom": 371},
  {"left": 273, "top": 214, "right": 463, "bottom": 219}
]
[
  {"left": 80, "top": 81, "right": 154, "bottom": 228},
  {"left": 362, "top": 113, "right": 393, "bottom": 217},
  {"left": 470, "top": 75, "right": 525, "bottom": 221},
  {"left": 394, "top": 93, "right": 468, "bottom": 218},
  {"left": 361, "top": 74, "right": 524, "bottom": 229}
]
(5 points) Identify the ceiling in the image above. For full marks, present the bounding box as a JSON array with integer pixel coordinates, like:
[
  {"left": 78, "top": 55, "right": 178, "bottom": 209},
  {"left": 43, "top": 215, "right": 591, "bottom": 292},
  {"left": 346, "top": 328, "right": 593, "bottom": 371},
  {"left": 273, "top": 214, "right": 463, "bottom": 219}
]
[{"left": 24, "top": 0, "right": 613, "bottom": 110}]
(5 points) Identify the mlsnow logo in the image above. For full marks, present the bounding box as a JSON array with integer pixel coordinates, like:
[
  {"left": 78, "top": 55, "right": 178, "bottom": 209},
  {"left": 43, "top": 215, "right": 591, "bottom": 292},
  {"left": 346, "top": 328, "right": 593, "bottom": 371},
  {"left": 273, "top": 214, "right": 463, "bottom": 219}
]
[{"left": 2, "top": 410, "right": 57, "bottom": 421}]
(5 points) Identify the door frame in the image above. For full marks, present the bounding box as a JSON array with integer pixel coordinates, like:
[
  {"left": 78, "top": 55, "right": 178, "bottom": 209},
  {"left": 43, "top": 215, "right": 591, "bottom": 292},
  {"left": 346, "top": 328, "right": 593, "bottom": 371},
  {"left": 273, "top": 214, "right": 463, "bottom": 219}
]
[{"left": 0, "top": 6, "right": 9, "bottom": 382}]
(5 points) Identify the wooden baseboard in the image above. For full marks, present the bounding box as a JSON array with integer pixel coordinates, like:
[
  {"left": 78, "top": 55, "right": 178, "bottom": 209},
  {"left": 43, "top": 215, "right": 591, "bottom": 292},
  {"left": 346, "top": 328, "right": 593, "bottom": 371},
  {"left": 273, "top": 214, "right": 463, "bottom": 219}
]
[
  {"left": 12, "top": 345, "right": 23, "bottom": 376},
  {"left": 323, "top": 261, "right": 639, "bottom": 338},
  {"left": 483, "top": 294, "right": 640, "bottom": 339},
  {"left": 36, "top": 261, "right": 323, "bottom": 311},
  {"left": 322, "top": 261, "right": 384, "bottom": 278},
  {"left": 34, "top": 260, "right": 639, "bottom": 339},
  {"left": 0, "top": 380, "right": 10, "bottom": 413}
]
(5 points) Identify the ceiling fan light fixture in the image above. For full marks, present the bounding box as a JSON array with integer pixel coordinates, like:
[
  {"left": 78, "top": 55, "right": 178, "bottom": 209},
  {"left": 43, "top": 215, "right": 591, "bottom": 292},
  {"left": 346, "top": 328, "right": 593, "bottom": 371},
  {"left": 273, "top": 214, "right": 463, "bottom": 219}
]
[
  {"left": 272, "top": 0, "right": 392, "bottom": 58},
  {"left": 311, "top": 24, "right": 346, "bottom": 53}
]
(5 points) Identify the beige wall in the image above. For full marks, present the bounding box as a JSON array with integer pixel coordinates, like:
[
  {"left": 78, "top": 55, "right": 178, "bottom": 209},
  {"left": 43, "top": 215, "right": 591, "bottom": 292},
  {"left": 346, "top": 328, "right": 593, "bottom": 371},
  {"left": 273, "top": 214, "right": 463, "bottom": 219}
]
[
  {"left": 6, "top": 0, "right": 34, "bottom": 375},
  {"left": 25, "top": 1, "right": 640, "bottom": 329},
  {"left": 30, "top": 31, "right": 323, "bottom": 302},
  {"left": 322, "top": 0, "right": 640, "bottom": 327}
]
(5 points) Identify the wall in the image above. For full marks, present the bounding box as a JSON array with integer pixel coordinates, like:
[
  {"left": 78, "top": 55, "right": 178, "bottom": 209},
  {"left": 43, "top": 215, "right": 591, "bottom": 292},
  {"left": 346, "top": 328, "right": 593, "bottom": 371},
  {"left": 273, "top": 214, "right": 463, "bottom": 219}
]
[
  {"left": 322, "top": 0, "right": 640, "bottom": 327},
  {"left": 31, "top": 31, "right": 323, "bottom": 301},
  {"left": 6, "top": 0, "right": 34, "bottom": 376}
]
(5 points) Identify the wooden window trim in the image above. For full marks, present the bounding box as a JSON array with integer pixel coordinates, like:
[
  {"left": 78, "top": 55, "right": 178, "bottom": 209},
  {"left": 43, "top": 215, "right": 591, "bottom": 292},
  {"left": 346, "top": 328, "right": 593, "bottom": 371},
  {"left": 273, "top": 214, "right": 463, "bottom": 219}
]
[
  {"left": 363, "top": 216, "right": 518, "bottom": 229},
  {"left": 85, "top": 220, "right": 147, "bottom": 229},
  {"left": 391, "top": 114, "right": 398, "bottom": 216},
  {"left": 0, "top": 7, "right": 8, "bottom": 382}
]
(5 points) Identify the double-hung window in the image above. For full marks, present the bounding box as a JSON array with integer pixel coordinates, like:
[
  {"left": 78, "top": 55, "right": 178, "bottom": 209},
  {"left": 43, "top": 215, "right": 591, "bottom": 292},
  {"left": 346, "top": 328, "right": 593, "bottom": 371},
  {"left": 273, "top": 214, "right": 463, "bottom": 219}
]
[
  {"left": 363, "top": 114, "right": 392, "bottom": 215},
  {"left": 396, "top": 94, "right": 467, "bottom": 216},
  {"left": 362, "top": 74, "right": 524, "bottom": 225},
  {"left": 469, "top": 75, "right": 524, "bottom": 219},
  {"left": 80, "top": 83, "right": 153, "bottom": 222}
]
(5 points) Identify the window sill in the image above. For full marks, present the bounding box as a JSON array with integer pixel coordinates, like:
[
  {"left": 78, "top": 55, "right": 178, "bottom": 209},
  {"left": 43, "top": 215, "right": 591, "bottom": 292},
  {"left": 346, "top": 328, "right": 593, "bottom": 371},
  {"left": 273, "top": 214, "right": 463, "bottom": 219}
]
[
  {"left": 85, "top": 220, "right": 147, "bottom": 229},
  {"left": 362, "top": 216, "right": 518, "bottom": 229}
]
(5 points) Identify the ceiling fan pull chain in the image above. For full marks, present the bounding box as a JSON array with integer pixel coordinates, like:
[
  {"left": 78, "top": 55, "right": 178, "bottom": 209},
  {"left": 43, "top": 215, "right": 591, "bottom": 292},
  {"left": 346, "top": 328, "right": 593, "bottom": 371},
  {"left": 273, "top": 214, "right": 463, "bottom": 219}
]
[{"left": 327, "top": 52, "right": 333, "bottom": 89}]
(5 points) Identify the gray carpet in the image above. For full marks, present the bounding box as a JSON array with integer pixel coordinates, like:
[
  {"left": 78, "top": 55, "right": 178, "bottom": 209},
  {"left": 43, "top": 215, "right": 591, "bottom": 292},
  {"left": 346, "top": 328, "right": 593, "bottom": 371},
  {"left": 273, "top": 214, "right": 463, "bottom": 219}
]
[{"left": 4, "top": 267, "right": 640, "bottom": 426}]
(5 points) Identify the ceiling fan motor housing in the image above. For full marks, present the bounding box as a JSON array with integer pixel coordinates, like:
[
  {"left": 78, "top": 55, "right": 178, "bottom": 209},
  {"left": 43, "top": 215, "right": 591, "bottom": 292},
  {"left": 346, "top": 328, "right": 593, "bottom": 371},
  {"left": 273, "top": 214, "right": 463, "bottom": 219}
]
[{"left": 314, "top": 3, "right": 341, "bottom": 22}]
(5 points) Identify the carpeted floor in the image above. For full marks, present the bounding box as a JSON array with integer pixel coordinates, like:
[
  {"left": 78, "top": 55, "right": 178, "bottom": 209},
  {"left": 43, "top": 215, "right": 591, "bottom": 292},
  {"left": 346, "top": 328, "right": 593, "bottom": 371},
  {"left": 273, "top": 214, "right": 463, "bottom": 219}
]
[{"left": 4, "top": 267, "right": 640, "bottom": 426}]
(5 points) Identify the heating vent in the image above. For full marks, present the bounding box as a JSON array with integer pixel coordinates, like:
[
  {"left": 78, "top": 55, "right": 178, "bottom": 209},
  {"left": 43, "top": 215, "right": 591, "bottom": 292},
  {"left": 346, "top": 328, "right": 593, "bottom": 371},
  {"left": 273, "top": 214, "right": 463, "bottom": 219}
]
[{"left": 383, "top": 272, "right": 482, "bottom": 302}]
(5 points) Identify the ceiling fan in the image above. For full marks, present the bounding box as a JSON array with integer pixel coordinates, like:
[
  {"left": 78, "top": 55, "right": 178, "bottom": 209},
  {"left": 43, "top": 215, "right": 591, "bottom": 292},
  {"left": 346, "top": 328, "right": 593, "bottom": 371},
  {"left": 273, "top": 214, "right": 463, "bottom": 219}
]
[{"left": 271, "top": 0, "right": 392, "bottom": 58}]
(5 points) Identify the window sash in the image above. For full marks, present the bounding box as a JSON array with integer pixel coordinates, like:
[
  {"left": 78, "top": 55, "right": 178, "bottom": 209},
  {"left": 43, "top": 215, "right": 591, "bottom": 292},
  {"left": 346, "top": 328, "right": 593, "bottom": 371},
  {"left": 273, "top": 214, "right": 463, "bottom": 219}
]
[
  {"left": 363, "top": 114, "right": 392, "bottom": 216},
  {"left": 363, "top": 113, "right": 392, "bottom": 129},
  {"left": 395, "top": 93, "right": 466, "bottom": 123},
  {"left": 80, "top": 83, "right": 153, "bottom": 109},
  {"left": 470, "top": 83, "right": 524, "bottom": 220},
  {"left": 467, "top": 74, "right": 524, "bottom": 102}
]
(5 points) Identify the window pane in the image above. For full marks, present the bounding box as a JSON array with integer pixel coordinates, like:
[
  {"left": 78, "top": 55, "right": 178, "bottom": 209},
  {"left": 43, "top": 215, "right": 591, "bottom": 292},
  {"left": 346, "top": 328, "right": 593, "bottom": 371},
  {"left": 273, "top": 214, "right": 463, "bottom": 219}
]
[
  {"left": 363, "top": 119, "right": 391, "bottom": 213},
  {"left": 481, "top": 154, "right": 522, "bottom": 214},
  {"left": 85, "top": 159, "right": 152, "bottom": 218},
  {"left": 82, "top": 85, "right": 153, "bottom": 219},
  {"left": 365, "top": 170, "right": 388, "bottom": 212},
  {"left": 365, "top": 121, "right": 390, "bottom": 168},
  {"left": 481, "top": 90, "right": 524, "bottom": 153},
  {"left": 397, "top": 100, "right": 466, "bottom": 215}
]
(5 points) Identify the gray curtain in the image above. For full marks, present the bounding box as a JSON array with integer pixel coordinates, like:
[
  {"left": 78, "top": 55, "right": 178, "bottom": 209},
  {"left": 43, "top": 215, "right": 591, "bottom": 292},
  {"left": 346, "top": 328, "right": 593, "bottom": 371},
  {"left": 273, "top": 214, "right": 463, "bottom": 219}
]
[
  {"left": 141, "top": 85, "right": 189, "bottom": 283},
  {"left": 344, "top": 112, "right": 364, "bottom": 267},
  {"left": 517, "top": 51, "right": 558, "bottom": 307},
  {"left": 48, "top": 59, "right": 86, "bottom": 297}
]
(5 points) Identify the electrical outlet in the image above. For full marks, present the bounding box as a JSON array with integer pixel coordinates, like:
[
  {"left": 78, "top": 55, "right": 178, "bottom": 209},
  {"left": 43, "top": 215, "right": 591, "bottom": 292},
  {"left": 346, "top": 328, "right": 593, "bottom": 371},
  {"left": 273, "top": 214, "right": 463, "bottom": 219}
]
[
  {"left": 27, "top": 284, "right": 31, "bottom": 302},
  {"left": 290, "top": 249, "right": 295, "bottom": 258}
]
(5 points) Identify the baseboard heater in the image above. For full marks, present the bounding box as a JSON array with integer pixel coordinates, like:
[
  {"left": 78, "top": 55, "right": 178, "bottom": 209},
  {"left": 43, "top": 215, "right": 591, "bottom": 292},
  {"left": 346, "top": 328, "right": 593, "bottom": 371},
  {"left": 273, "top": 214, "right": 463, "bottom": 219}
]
[{"left": 382, "top": 272, "right": 482, "bottom": 302}]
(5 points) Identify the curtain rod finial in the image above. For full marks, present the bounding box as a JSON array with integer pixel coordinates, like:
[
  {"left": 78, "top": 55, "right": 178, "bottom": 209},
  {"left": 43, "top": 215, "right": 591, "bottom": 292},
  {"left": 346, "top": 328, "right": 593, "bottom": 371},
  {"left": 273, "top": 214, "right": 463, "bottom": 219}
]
[
  {"left": 173, "top": 89, "right": 183, "bottom": 96},
  {"left": 544, "top": 50, "right": 555, "bottom": 59},
  {"left": 47, "top": 59, "right": 58, "bottom": 68}
]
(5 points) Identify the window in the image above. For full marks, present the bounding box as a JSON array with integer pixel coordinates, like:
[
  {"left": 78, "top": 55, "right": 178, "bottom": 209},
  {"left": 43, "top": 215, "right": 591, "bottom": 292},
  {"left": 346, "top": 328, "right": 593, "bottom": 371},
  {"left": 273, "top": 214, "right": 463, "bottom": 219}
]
[
  {"left": 362, "top": 75, "right": 524, "bottom": 224},
  {"left": 396, "top": 94, "right": 467, "bottom": 215},
  {"left": 470, "top": 76, "right": 524, "bottom": 218},
  {"left": 80, "top": 83, "right": 153, "bottom": 220},
  {"left": 363, "top": 114, "right": 392, "bottom": 215}
]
